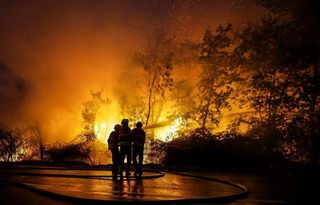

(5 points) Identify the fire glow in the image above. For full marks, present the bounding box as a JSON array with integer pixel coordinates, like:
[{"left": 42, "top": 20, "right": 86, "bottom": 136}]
[{"left": 94, "top": 117, "right": 183, "bottom": 144}]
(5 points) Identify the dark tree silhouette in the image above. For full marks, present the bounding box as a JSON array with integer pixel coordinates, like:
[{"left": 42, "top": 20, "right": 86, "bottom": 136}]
[
  {"left": 81, "top": 90, "right": 109, "bottom": 141},
  {"left": 134, "top": 30, "right": 174, "bottom": 128},
  {"left": 26, "top": 124, "right": 45, "bottom": 160},
  {"left": 196, "top": 24, "right": 241, "bottom": 134},
  {"left": 0, "top": 127, "right": 24, "bottom": 162},
  {"left": 233, "top": 0, "right": 319, "bottom": 163},
  {"left": 234, "top": 16, "right": 293, "bottom": 150}
]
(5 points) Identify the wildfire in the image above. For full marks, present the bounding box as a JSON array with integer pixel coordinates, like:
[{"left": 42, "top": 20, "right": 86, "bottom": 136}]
[
  {"left": 155, "top": 118, "right": 182, "bottom": 141},
  {"left": 94, "top": 121, "right": 114, "bottom": 144},
  {"left": 94, "top": 118, "right": 183, "bottom": 144}
]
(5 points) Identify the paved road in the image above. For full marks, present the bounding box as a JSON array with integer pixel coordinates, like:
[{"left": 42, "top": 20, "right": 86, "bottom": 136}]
[
  {"left": 201, "top": 172, "right": 320, "bottom": 204},
  {"left": 0, "top": 167, "right": 319, "bottom": 204}
]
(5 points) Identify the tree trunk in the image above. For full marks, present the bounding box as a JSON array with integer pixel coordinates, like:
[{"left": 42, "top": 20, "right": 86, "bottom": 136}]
[
  {"left": 146, "top": 73, "right": 157, "bottom": 126},
  {"left": 201, "top": 93, "right": 213, "bottom": 134}
]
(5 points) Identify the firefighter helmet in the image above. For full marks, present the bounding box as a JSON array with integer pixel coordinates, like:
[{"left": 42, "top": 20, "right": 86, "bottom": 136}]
[
  {"left": 121, "top": 119, "right": 129, "bottom": 126},
  {"left": 136, "top": 121, "right": 143, "bottom": 128},
  {"left": 114, "top": 124, "right": 121, "bottom": 131}
]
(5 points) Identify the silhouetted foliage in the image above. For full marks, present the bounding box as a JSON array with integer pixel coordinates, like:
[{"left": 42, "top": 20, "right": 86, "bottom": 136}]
[
  {"left": 134, "top": 29, "right": 175, "bottom": 127},
  {"left": 20, "top": 124, "right": 47, "bottom": 161},
  {"left": 28, "top": 124, "right": 45, "bottom": 160},
  {"left": 231, "top": 0, "right": 320, "bottom": 164},
  {"left": 81, "top": 90, "right": 109, "bottom": 141},
  {"left": 1, "top": 1, "right": 318, "bottom": 167},
  {"left": 46, "top": 142, "right": 91, "bottom": 162},
  {"left": 196, "top": 24, "right": 241, "bottom": 134},
  {"left": 164, "top": 131, "right": 286, "bottom": 167},
  {"left": 0, "top": 127, "right": 24, "bottom": 162}
]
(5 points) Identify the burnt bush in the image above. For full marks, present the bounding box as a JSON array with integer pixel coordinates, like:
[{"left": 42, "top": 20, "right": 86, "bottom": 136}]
[
  {"left": 46, "top": 142, "right": 91, "bottom": 162},
  {"left": 0, "top": 127, "right": 25, "bottom": 162},
  {"left": 164, "top": 131, "right": 287, "bottom": 167}
]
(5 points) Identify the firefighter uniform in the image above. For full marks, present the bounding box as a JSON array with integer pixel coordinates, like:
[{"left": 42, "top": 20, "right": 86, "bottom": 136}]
[
  {"left": 132, "top": 122, "right": 146, "bottom": 178},
  {"left": 119, "top": 120, "right": 132, "bottom": 178},
  {"left": 108, "top": 125, "right": 121, "bottom": 179}
]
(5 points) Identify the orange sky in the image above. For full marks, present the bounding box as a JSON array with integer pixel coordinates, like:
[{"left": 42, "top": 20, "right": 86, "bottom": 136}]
[{"left": 0, "top": 0, "right": 263, "bottom": 142}]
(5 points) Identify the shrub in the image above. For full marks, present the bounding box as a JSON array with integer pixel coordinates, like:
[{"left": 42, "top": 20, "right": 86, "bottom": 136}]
[
  {"left": 0, "top": 127, "right": 25, "bottom": 162},
  {"left": 164, "top": 131, "right": 287, "bottom": 167},
  {"left": 46, "top": 142, "right": 91, "bottom": 162}
]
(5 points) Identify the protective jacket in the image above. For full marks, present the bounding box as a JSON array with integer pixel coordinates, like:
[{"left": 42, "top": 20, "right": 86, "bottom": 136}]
[
  {"left": 131, "top": 128, "right": 146, "bottom": 147},
  {"left": 118, "top": 127, "right": 132, "bottom": 146},
  {"left": 108, "top": 131, "right": 119, "bottom": 150}
]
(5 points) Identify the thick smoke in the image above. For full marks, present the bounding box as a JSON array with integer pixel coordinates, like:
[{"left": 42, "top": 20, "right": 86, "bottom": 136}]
[
  {"left": 0, "top": 0, "right": 261, "bottom": 143},
  {"left": 0, "top": 63, "right": 28, "bottom": 123}
]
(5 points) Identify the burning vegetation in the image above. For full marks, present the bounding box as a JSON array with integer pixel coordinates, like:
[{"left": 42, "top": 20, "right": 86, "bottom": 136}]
[{"left": 0, "top": 0, "right": 319, "bottom": 167}]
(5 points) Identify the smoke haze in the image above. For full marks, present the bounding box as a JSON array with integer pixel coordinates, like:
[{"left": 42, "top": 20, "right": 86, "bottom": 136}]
[{"left": 0, "top": 0, "right": 262, "bottom": 142}]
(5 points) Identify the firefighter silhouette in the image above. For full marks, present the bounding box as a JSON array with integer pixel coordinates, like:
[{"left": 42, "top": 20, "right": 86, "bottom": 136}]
[
  {"left": 132, "top": 121, "right": 146, "bottom": 178},
  {"left": 108, "top": 124, "right": 121, "bottom": 180},
  {"left": 118, "top": 119, "right": 132, "bottom": 179}
]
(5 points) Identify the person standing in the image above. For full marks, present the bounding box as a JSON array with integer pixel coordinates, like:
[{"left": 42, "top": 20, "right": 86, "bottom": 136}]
[
  {"left": 108, "top": 124, "right": 121, "bottom": 180},
  {"left": 132, "top": 121, "right": 146, "bottom": 179},
  {"left": 118, "top": 119, "right": 132, "bottom": 179}
]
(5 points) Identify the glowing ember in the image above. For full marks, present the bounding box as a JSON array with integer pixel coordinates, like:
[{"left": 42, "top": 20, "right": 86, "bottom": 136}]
[
  {"left": 155, "top": 118, "right": 182, "bottom": 142},
  {"left": 94, "top": 121, "right": 114, "bottom": 144},
  {"left": 94, "top": 118, "right": 182, "bottom": 144}
]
